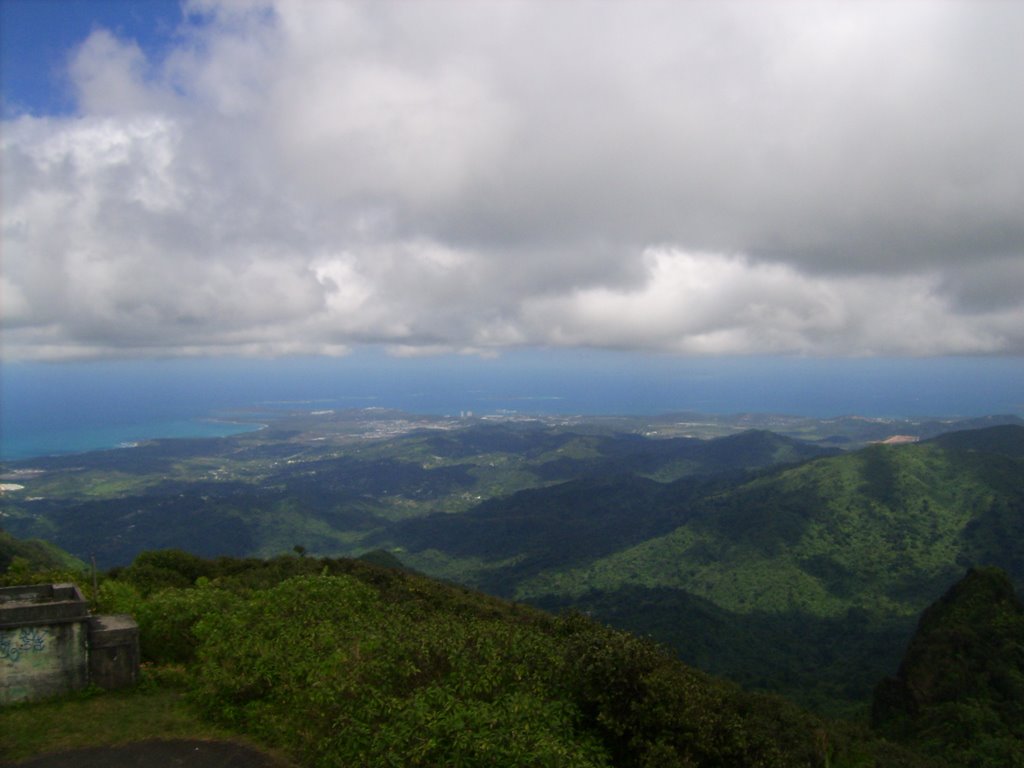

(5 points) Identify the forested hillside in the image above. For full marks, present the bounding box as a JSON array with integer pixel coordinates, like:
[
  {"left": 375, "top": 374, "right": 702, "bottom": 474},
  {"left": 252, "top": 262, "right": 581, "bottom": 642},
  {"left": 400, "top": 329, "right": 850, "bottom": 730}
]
[
  {"left": 383, "top": 425, "right": 1024, "bottom": 712},
  {"left": 0, "top": 530, "right": 85, "bottom": 575},
  {"left": 872, "top": 567, "right": 1024, "bottom": 766},
  {"left": 411, "top": 425, "right": 1024, "bottom": 615},
  {"left": 2, "top": 417, "right": 1021, "bottom": 717},
  {"left": 0, "top": 418, "right": 840, "bottom": 567}
]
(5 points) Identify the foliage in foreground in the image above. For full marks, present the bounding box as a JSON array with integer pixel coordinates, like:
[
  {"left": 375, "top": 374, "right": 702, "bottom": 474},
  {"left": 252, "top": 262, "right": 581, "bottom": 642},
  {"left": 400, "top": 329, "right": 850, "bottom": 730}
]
[
  {"left": 86, "top": 550, "right": 939, "bottom": 768},
  {"left": 191, "top": 575, "right": 606, "bottom": 766},
  {"left": 8, "top": 542, "right": 1019, "bottom": 766}
]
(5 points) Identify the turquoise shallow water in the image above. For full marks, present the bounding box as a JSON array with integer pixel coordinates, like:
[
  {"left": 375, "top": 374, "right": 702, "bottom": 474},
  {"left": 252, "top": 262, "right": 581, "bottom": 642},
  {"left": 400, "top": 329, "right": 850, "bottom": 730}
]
[
  {"left": 2, "top": 352, "right": 1022, "bottom": 461},
  {"left": 1, "top": 418, "right": 262, "bottom": 462}
]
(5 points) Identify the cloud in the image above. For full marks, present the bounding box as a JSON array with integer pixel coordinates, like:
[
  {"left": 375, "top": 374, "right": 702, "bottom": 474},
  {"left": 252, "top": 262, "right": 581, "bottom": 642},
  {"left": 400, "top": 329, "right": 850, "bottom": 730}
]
[
  {"left": 2, "top": 0, "right": 1023, "bottom": 360},
  {"left": 520, "top": 249, "right": 1024, "bottom": 356},
  {"left": 69, "top": 29, "right": 162, "bottom": 114}
]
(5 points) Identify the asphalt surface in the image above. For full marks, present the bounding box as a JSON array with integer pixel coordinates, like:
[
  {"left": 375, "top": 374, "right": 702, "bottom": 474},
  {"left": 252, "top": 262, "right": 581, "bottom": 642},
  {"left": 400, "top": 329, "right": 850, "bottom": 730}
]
[{"left": 3, "top": 740, "right": 291, "bottom": 768}]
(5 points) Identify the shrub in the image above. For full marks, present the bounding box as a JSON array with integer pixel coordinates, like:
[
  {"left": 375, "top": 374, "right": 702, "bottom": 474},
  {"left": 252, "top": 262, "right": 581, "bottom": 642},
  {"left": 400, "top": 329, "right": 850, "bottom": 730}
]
[
  {"left": 134, "top": 584, "right": 241, "bottom": 664},
  {"left": 120, "top": 549, "right": 214, "bottom": 595},
  {"left": 191, "top": 574, "right": 607, "bottom": 766}
]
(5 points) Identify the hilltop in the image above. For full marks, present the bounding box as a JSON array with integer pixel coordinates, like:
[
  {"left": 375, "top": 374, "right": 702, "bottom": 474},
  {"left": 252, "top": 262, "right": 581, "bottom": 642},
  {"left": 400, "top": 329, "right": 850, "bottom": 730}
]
[{"left": 873, "top": 567, "right": 1024, "bottom": 765}]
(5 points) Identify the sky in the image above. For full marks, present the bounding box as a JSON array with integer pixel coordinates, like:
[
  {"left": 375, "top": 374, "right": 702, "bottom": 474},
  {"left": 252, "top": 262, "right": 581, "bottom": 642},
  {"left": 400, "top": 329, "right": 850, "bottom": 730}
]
[{"left": 2, "top": 0, "right": 1024, "bottom": 365}]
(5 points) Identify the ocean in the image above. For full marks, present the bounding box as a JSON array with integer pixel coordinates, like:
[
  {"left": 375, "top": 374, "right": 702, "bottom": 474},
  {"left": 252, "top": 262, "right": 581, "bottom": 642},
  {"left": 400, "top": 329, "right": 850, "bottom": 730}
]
[{"left": 2, "top": 351, "right": 1023, "bottom": 461}]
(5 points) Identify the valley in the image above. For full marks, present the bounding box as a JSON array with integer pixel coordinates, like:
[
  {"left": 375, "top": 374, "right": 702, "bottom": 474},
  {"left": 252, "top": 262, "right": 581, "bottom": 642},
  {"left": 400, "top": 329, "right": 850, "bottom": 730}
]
[{"left": 2, "top": 408, "right": 1023, "bottom": 718}]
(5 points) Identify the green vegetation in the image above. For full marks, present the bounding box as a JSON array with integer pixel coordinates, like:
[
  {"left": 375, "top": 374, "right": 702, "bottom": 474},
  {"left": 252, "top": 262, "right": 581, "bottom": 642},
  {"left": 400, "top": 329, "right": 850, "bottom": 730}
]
[
  {"left": 872, "top": 567, "right": 1024, "bottom": 767},
  {"left": 3, "top": 550, "right": 941, "bottom": 766},
  {"left": 189, "top": 575, "right": 608, "bottom": 766},
  {"left": 374, "top": 426, "right": 1024, "bottom": 713},
  {"left": 514, "top": 437, "right": 1024, "bottom": 618},
  {"left": 532, "top": 586, "right": 912, "bottom": 720},
  {"left": 0, "top": 685, "right": 246, "bottom": 762},
  {"left": 0, "top": 415, "right": 849, "bottom": 566},
  {"left": 0, "top": 530, "right": 88, "bottom": 587},
  {"left": 2, "top": 415, "right": 1022, "bottom": 731}
]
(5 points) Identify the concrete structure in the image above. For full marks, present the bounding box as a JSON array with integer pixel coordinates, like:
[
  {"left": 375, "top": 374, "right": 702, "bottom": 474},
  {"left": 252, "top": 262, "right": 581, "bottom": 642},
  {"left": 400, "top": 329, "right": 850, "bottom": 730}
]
[
  {"left": 88, "top": 614, "right": 140, "bottom": 691},
  {"left": 0, "top": 583, "right": 139, "bottom": 705}
]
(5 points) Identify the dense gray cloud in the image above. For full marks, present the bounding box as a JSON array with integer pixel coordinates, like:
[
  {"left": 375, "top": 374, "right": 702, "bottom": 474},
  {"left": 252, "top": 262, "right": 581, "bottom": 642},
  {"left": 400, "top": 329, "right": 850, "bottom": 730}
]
[{"left": 3, "top": 0, "right": 1023, "bottom": 360}]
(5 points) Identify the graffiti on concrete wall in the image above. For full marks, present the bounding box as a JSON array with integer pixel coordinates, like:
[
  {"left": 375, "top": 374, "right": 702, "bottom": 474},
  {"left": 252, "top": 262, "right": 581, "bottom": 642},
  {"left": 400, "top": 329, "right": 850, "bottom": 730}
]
[{"left": 0, "top": 627, "right": 48, "bottom": 663}]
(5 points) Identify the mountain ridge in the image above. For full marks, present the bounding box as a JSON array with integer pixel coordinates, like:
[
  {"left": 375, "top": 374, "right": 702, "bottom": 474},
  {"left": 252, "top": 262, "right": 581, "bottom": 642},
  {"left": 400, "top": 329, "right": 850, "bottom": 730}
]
[{"left": 3, "top": 417, "right": 1022, "bottom": 717}]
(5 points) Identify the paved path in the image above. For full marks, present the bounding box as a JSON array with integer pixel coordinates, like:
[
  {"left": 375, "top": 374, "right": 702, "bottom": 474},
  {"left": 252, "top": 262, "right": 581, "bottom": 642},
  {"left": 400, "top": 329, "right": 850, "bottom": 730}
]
[{"left": 3, "top": 740, "right": 291, "bottom": 768}]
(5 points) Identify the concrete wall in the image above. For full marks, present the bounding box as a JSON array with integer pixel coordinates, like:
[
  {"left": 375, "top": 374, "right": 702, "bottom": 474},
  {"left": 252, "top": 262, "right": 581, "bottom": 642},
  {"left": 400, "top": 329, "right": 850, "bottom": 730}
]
[
  {"left": 1, "top": 584, "right": 139, "bottom": 706},
  {"left": 0, "top": 621, "right": 89, "bottom": 705},
  {"left": 88, "top": 614, "right": 140, "bottom": 691}
]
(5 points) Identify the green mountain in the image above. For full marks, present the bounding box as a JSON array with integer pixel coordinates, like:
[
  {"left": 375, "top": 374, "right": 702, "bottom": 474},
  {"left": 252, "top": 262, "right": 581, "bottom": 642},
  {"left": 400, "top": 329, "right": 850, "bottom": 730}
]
[
  {"left": 0, "top": 423, "right": 837, "bottom": 569},
  {"left": 0, "top": 529, "right": 86, "bottom": 579},
  {"left": 382, "top": 425, "right": 1024, "bottom": 712},
  {"left": 380, "top": 430, "right": 839, "bottom": 590},
  {"left": 528, "top": 428, "right": 840, "bottom": 482},
  {"left": 872, "top": 567, "right": 1024, "bottom": 766},
  {"left": 930, "top": 423, "right": 1024, "bottom": 456},
  {"left": 522, "top": 427, "right": 1022, "bottom": 604}
]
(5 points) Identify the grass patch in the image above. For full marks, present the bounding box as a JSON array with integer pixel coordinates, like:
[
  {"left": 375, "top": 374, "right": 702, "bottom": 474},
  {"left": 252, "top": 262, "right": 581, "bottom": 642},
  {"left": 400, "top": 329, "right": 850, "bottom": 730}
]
[{"left": 0, "top": 671, "right": 274, "bottom": 763}]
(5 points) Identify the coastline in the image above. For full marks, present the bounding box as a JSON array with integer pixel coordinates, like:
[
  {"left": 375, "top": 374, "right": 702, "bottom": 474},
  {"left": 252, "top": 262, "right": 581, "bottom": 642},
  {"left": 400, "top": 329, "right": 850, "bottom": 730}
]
[{"left": 0, "top": 417, "right": 266, "bottom": 464}]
